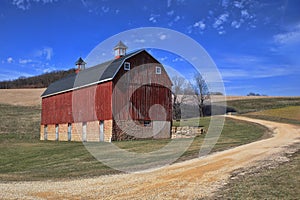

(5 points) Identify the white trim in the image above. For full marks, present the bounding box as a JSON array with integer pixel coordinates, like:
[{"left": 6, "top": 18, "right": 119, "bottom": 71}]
[
  {"left": 110, "top": 49, "right": 144, "bottom": 81},
  {"left": 124, "top": 62, "right": 130, "bottom": 70},
  {"left": 41, "top": 77, "right": 112, "bottom": 98},
  {"left": 155, "top": 66, "right": 162, "bottom": 74}
]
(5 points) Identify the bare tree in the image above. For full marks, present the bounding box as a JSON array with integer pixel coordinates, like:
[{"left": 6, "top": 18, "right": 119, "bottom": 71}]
[
  {"left": 193, "top": 73, "right": 210, "bottom": 117},
  {"left": 171, "top": 76, "right": 188, "bottom": 121}
]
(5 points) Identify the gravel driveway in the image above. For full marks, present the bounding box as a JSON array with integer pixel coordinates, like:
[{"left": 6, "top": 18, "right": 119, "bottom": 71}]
[{"left": 1, "top": 116, "right": 299, "bottom": 199}]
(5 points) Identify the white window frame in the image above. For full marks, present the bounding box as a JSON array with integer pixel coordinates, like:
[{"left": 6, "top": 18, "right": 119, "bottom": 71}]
[
  {"left": 124, "top": 62, "right": 130, "bottom": 70},
  {"left": 68, "top": 123, "right": 72, "bottom": 141},
  {"left": 55, "top": 124, "right": 59, "bottom": 141},
  {"left": 44, "top": 125, "right": 48, "bottom": 140},
  {"left": 156, "top": 66, "right": 162, "bottom": 74}
]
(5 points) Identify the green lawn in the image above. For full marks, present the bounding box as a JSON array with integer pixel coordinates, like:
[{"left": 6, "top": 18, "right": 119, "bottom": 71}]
[
  {"left": 244, "top": 106, "right": 300, "bottom": 125},
  {"left": 0, "top": 104, "right": 268, "bottom": 181},
  {"left": 226, "top": 97, "right": 300, "bottom": 114}
]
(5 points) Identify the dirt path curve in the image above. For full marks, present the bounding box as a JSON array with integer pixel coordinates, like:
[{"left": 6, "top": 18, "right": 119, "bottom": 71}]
[{"left": 1, "top": 116, "right": 300, "bottom": 200}]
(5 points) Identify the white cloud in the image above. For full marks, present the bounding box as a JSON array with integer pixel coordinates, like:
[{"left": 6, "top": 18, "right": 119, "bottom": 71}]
[
  {"left": 221, "top": 64, "right": 297, "bottom": 79},
  {"left": 159, "top": 57, "right": 168, "bottom": 61},
  {"left": 12, "top": 0, "right": 58, "bottom": 10},
  {"left": 218, "top": 30, "right": 226, "bottom": 35},
  {"left": 172, "top": 57, "right": 184, "bottom": 62},
  {"left": 219, "top": 53, "right": 300, "bottom": 79},
  {"left": 193, "top": 21, "right": 206, "bottom": 30},
  {"left": 19, "top": 59, "right": 33, "bottom": 64},
  {"left": 233, "top": 1, "right": 244, "bottom": 9},
  {"left": 35, "top": 47, "right": 53, "bottom": 60},
  {"left": 159, "top": 34, "right": 167, "bottom": 40},
  {"left": 101, "top": 6, "right": 109, "bottom": 13},
  {"left": 174, "top": 15, "right": 180, "bottom": 22},
  {"left": 231, "top": 20, "right": 241, "bottom": 29},
  {"left": 213, "top": 13, "right": 229, "bottom": 28},
  {"left": 167, "top": 10, "right": 174, "bottom": 16},
  {"left": 134, "top": 39, "right": 146, "bottom": 43},
  {"left": 241, "top": 10, "right": 249, "bottom": 19},
  {"left": 149, "top": 14, "right": 161, "bottom": 23},
  {"left": 273, "top": 24, "right": 300, "bottom": 45},
  {"left": 221, "top": 0, "right": 230, "bottom": 7},
  {"left": 43, "top": 67, "right": 57, "bottom": 73},
  {"left": 7, "top": 57, "right": 14, "bottom": 63}
]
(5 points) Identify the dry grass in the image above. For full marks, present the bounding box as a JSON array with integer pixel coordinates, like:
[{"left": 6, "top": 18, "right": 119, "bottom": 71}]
[
  {"left": 0, "top": 88, "right": 45, "bottom": 106},
  {"left": 249, "top": 106, "right": 300, "bottom": 121}
]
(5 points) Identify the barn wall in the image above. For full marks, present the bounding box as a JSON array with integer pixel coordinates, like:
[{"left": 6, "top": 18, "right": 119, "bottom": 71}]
[
  {"left": 59, "top": 123, "right": 69, "bottom": 141},
  {"left": 104, "top": 120, "right": 113, "bottom": 142},
  {"left": 112, "top": 120, "right": 171, "bottom": 141},
  {"left": 46, "top": 124, "right": 56, "bottom": 141},
  {"left": 40, "top": 125, "right": 44, "bottom": 140},
  {"left": 112, "top": 51, "right": 172, "bottom": 122},
  {"left": 72, "top": 122, "right": 82, "bottom": 142},
  {"left": 41, "top": 81, "right": 113, "bottom": 125},
  {"left": 86, "top": 121, "right": 100, "bottom": 142}
]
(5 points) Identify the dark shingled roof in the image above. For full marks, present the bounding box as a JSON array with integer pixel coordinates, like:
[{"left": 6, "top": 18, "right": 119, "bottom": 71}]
[{"left": 42, "top": 49, "right": 144, "bottom": 97}]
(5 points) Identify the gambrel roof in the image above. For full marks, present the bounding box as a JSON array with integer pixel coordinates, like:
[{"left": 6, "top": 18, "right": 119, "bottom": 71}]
[{"left": 41, "top": 49, "right": 159, "bottom": 97}]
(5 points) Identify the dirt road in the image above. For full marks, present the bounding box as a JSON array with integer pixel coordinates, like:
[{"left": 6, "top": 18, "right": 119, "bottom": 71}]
[{"left": 1, "top": 116, "right": 299, "bottom": 199}]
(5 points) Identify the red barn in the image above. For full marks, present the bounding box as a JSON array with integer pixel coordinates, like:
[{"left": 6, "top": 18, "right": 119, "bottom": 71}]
[{"left": 40, "top": 41, "right": 172, "bottom": 142}]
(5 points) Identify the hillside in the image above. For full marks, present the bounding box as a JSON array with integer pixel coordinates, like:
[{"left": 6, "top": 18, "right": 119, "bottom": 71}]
[
  {"left": 0, "top": 88, "right": 45, "bottom": 106},
  {"left": 0, "top": 69, "right": 75, "bottom": 89}
]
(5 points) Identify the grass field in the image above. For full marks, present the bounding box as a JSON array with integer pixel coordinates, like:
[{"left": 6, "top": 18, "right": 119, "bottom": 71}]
[
  {"left": 214, "top": 149, "right": 300, "bottom": 199},
  {"left": 244, "top": 106, "right": 300, "bottom": 125},
  {"left": 226, "top": 97, "right": 300, "bottom": 114},
  {"left": 0, "top": 103, "right": 268, "bottom": 181},
  {"left": 213, "top": 103, "right": 300, "bottom": 199}
]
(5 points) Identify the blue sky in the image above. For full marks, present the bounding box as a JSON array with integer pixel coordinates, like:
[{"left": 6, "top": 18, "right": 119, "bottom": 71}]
[{"left": 0, "top": 0, "right": 299, "bottom": 96}]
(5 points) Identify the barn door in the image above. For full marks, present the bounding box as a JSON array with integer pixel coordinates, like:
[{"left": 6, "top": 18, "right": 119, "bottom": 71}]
[
  {"left": 99, "top": 120, "right": 104, "bottom": 142},
  {"left": 82, "top": 122, "right": 87, "bottom": 142}
]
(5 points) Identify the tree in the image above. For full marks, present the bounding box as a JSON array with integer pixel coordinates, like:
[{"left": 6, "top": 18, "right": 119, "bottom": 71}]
[
  {"left": 193, "top": 73, "right": 210, "bottom": 117},
  {"left": 171, "top": 75, "right": 188, "bottom": 121}
]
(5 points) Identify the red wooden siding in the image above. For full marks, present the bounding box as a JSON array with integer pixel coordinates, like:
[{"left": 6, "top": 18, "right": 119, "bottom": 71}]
[
  {"left": 41, "top": 81, "right": 113, "bottom": 125},
  {"left": 112, "top": 51, "right": 172, "bottom": 121},
  {"left": 42, "top": 51, "right": 172, "bottom": 126}
]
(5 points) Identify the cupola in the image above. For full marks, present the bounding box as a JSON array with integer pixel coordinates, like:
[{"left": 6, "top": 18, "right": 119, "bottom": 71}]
[
  {"left": 75, "top": 57, "right": 86, "bottom": 73},
  {"left": 114, "top": 41, "right": 127, "bottom": 59}
]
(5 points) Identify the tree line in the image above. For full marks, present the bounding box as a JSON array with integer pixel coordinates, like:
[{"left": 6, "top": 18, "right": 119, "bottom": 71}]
[
  {"left": 0, "top": 69, "right": 75, "bottom": 89},
  {"left": 171, "top": 74, "right": 233, "bottom": 120}
]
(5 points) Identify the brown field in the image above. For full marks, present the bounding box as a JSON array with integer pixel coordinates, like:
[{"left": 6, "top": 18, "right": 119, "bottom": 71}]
[
  {"left": 0, "top": 88, "right": 45, "bottom": 106},
  {"left": 0, "top": 88, "right": 293, "bottom": 107}
]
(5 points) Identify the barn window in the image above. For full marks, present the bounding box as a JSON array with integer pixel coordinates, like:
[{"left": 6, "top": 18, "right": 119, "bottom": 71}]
[
  {"left": 144, "top": 120, "right": 152, "bottom": 127},
  {"left": 99, "top": 120, "right": 104, "bottom": 142},
  {"left": 55, "top": 124, "right": 59, "bottom": 141},
  {"left": 82, "top": 122, "right": 87, "bottom": 142},
  {"left": 156, "top": 66, "right": 161, "bottom": 74},
  {"left": 124, "top": 62, "right": 130, "bottom": 70},
  {"left": 68, "top": 123, "right": 72, "bottom": 141},
  {"left": 44, "top": 125, "right": 48, "bottom": 140}
]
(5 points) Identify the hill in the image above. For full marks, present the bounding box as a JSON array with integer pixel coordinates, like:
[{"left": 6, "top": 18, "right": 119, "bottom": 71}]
[
  {"left": 0, "top": 88, "right": 45, "bottom": 106},
  {"left": 0, "top": 69, "right": 75, "bottom": 89}
]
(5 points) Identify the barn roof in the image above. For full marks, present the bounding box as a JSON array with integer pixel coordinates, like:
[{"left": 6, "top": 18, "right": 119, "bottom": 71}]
[{"left": 41, "top": 49, "right": 152, "bottom": 97}]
